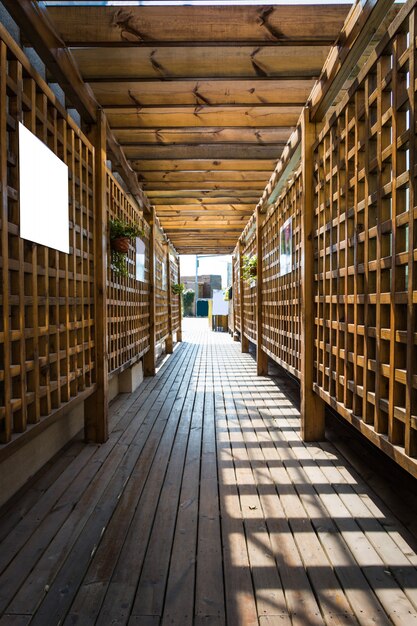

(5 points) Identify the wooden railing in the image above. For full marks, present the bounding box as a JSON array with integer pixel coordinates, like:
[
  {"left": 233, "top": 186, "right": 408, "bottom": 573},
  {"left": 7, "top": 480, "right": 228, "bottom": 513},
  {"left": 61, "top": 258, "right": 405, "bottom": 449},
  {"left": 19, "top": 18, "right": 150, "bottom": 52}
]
[
  {"left": 233, "top": 0, "right": 417, "bottom": 477},
  {"left": 106, "top": 169, "right": 151, "bottom": 376},
  {"left": 0, "top": 29, "right": 96, "bottom": 443}
]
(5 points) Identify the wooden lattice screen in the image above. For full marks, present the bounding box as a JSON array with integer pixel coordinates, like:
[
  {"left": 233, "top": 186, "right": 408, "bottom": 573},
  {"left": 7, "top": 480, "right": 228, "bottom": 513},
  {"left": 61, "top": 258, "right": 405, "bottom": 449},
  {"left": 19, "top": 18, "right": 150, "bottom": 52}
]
[
  {"left": 313, "top": 3, "right": 417, "bottom": 459},
  {"left": 241, "top": 218, "right": 257, "bottom": 344},
  {"left": 107, "top": 169, "right": 151, "bottom": 375},
  {"left": 154, "top": 229, "right": 169, "bottom": 345},
  {"left": 233, "top": 248, "right": 241, "bottom": 333},
  {"left": 0, "top": 31, "right": 96, "bottom": 442},
  {"left": 261, "top": 165, "right": 302, "bottom": 379},
  {"left": 168, "top": 248, "right": 180, "bottom": 336}
]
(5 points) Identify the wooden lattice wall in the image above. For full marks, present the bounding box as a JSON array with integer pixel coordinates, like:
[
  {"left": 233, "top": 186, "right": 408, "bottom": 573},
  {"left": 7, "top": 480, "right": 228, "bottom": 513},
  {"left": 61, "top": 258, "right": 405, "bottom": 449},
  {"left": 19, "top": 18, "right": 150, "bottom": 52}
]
[
  {"left": 241, "top": 218, "right": 257, "bottom": 344},
  {"left": 107, "top": 169, "right": 151, "bottom": 375},
  {"left": 233, "top": 248, "right": 241, "bottom": 333},
  {"left": 313, "top": 3, "right": 417, "bottom": 459},
  {"left": 169, "top": 246, "right": 180, "bottom": 336},
  {"left": 154, "top": 229, "right": 169, "bottom": 345},
  {"left": 261, "top": 166, "right": 302, "bottom": 379},
  {"left": 0, "top": 31, "right": 96, "bottom": 442}
]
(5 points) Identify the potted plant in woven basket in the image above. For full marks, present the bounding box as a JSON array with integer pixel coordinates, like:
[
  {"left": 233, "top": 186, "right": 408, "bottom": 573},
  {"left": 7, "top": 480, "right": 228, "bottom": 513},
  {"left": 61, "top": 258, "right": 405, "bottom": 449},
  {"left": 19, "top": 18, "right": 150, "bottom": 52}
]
[
  {"left": 171, "top": 282, "right": 185, "bottom": 296},
  {"left": 109, "top": 218, "right": 144, "bottom": 276},
  {"left": 242, "top": 254, "right": 257, "bottom": 282}
]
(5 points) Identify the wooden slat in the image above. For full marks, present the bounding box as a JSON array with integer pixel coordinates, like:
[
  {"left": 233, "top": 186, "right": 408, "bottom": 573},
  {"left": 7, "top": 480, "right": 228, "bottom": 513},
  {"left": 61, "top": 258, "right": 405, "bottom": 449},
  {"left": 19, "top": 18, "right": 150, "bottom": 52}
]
[
  {"left": 90, "top": 79, "right": 316, "bottom": 107},
  {"left": 46, "top": 5, "right": 349, "bottom": 45},
  {"left": 133, "top": 160, "right": 278, "bottom": 172},
  {"left": 138, "top": 170, "right": 273, "bottom": 183},
  {"left": 116, "top": 127, "right": 290, "bottom": 146},
  {"left": 125, "top": 145, "right": 282, "bottom": 160},
  {"left": 72, "top": 46, "right": 330, "bottom": 81},
  {"left": 105, "top": 106, "right": 300, "bottom": 129}
]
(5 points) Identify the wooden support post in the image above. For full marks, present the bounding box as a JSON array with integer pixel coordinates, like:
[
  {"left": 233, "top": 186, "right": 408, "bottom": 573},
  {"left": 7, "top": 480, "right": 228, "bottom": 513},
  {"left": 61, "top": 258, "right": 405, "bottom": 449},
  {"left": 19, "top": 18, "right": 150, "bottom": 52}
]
[
  {"left": 177, "top": 256, "right": 183, "bottom": 342},
  {"left": 144, "top": 206, "right": 156, "bottom": 376},
  {"left": 239, "top": 239, "right": 249, "bottom": 353},
  {"left": 166, "top": 243, "right": 173, "bottom": 354},
  {"left": 84, "top": 108, "right": 108, "bottom": 443},
  {"left": 300, "top": 108, "right": 325, "bottom": 441},
  {"left": 256, "top": 207, "right": 268, "bottom": 375}
]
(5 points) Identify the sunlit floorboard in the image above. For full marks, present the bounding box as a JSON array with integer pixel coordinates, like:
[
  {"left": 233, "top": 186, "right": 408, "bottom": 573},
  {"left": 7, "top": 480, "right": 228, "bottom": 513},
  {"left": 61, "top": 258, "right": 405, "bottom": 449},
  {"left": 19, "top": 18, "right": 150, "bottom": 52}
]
[{"left": 0, "top": 319, "right": 417, "bottom": 625}]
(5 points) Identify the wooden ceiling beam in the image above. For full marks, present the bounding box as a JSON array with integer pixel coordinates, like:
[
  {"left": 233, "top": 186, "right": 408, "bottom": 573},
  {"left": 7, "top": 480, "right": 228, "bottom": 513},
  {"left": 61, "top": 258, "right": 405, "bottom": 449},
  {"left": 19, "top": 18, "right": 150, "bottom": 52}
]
[
  {"left": 46, "top": 5, "right": 349, "bottom": 46},
  {"left": 125, "top": 145, "right": 282, "bottom": 160},
  {"left": 133, "top": 160, "right": 278, "bottom": 172},
  {"left": 154, "top": 203, "right": 254, "bottom": 212},
  {"left": 143, "top": 182, "right": 265, "bottom": 191},
  {"left": 71, "top": 46, "right": 330, "bottom": 81},
  {"left": 104, "top": 106, "right": 301, "bottom": 129},
  {"left": 90, "top": 79, "right": 316, "bottom": 107},
  {"left": 153, "top": 197, "right": 258, "bottom": 205},
  {"left": 137, "top": 171, "right": 272, "bottom": 183}
]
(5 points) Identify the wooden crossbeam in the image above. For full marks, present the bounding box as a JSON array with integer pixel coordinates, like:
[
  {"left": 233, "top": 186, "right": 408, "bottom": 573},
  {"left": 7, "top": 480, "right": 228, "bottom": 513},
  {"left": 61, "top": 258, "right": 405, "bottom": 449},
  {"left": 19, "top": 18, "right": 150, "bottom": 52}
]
[
  {"left": 133, "top": 160, "right": 278, "bottom": 172},
  {"left": 46, "top": 5, "right": 349, "bottom": 46},
  {"left": 90, "top": 79, "right": 316, "bottom": 107},
  {"left": 72, "top": 46, "right": 330, "bottom": 81},
  {"left": 125, "top": 146, "right": 282, "bottom": 160},
  {"left": 104, "top": 106, "right": 301, "bottom": 129}
]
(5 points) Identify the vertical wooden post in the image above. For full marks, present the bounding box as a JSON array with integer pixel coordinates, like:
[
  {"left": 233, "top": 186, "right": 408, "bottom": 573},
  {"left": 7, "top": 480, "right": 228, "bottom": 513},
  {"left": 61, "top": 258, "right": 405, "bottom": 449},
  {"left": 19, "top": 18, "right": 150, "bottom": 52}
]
[
  {"left": 177, "top": 256, "right": 183, "bottom": 342},
  {"left": 0, "top": 41, "right": 11, "bottom": 443},
  {"left": 144, "top": 206, "right": 156, "bottom": 376},
  {"left": 239, "top": 239, "right": 249, "bottom": 353},
  {"left": 85, "top": 108, "right": 108, "bottom": 443},
  {"left": 300, "top": 107, "right": 325, "bottom": 441},
  {"left": 256, "top": 207, "right": 268, "bottom": 375},
  {"left": 166, "top": 242, "right": 173, "bottom": 354}
]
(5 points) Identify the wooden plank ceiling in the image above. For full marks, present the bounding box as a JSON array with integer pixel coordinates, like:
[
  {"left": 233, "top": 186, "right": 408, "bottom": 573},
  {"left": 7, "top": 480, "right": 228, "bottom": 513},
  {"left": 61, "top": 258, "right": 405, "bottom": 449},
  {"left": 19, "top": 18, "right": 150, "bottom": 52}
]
[{"left": 46, "top": 2, "right": 350, "bottom": 254}]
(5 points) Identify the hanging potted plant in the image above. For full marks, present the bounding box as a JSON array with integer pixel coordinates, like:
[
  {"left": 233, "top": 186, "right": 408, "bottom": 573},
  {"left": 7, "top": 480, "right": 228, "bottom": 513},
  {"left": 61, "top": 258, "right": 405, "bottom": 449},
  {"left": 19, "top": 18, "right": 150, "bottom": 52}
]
[
  {"left": 109, "top": 218, "right": 144, "bottom": 276},
  {"left": 242, "top": 254, "right": 257, "bottom": 282},
  {"left": 171, "top": 282, "right": 185, "bottom": 296}
]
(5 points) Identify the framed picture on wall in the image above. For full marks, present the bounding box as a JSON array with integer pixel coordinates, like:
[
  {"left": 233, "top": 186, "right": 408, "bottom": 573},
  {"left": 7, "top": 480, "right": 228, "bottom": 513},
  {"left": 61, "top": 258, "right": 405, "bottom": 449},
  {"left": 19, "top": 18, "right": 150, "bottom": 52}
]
[
  {"left": 135, "top": 237, "right": 146, "bottom": 282},
  {"left": 161, "top": 257, "right": 167, "bottom": 290},
  {"left": 279, "top": 217, "right": 292, "bottom": 276}
]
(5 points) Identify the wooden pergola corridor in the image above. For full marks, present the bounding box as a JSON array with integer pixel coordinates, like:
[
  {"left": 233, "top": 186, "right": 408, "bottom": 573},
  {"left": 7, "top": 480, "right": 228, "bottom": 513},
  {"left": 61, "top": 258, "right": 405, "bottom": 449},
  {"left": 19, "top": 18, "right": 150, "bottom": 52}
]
[{"left": 1, "top": 318, "right": 417, "bottom": 626}]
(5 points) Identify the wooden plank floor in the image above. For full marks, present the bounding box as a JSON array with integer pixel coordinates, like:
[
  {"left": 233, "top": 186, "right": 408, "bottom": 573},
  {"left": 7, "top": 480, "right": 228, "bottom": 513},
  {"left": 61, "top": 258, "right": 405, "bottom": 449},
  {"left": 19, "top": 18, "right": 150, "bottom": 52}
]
[{"left": 1, "top": 318, "right": 417, "bottom": 626}]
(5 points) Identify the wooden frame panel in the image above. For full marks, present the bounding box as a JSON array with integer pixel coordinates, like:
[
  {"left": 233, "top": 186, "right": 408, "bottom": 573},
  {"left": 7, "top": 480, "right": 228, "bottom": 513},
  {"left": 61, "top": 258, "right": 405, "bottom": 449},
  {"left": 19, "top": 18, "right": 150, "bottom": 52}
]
[
  {"left": 233, "top": 247, "right": 241, "bottom": 334},
  {"left": 0, "top": 30, "right": 95, "bottom": 442},
  {"left": 313, "top": 2, "right": 417, "bottom": 461},
  {"left": 154, "top": 228, "right": 169, "bottom": 345},
  {"left": 241, "top": 217, "right": 257, "bottom": 345},
  {"left": 169, "top": 246, "right": 181, "bottom": 336},
  {"left": 106, "top": 169, "right": 151, "bottom": 376},
  {"left": 261, "top": 165, "right": 302, "bottom": 379}
]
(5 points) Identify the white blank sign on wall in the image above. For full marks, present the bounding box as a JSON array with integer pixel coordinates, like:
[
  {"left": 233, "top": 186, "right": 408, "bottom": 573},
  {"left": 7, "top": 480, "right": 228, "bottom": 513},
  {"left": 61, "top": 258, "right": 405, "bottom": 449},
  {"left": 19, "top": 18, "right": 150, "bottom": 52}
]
[
  {"left": 19, "top": 122, "right": 69, "bottom": 253},
  {"left": 212, "top": 289, "right": 228, "bottom": 316}
]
